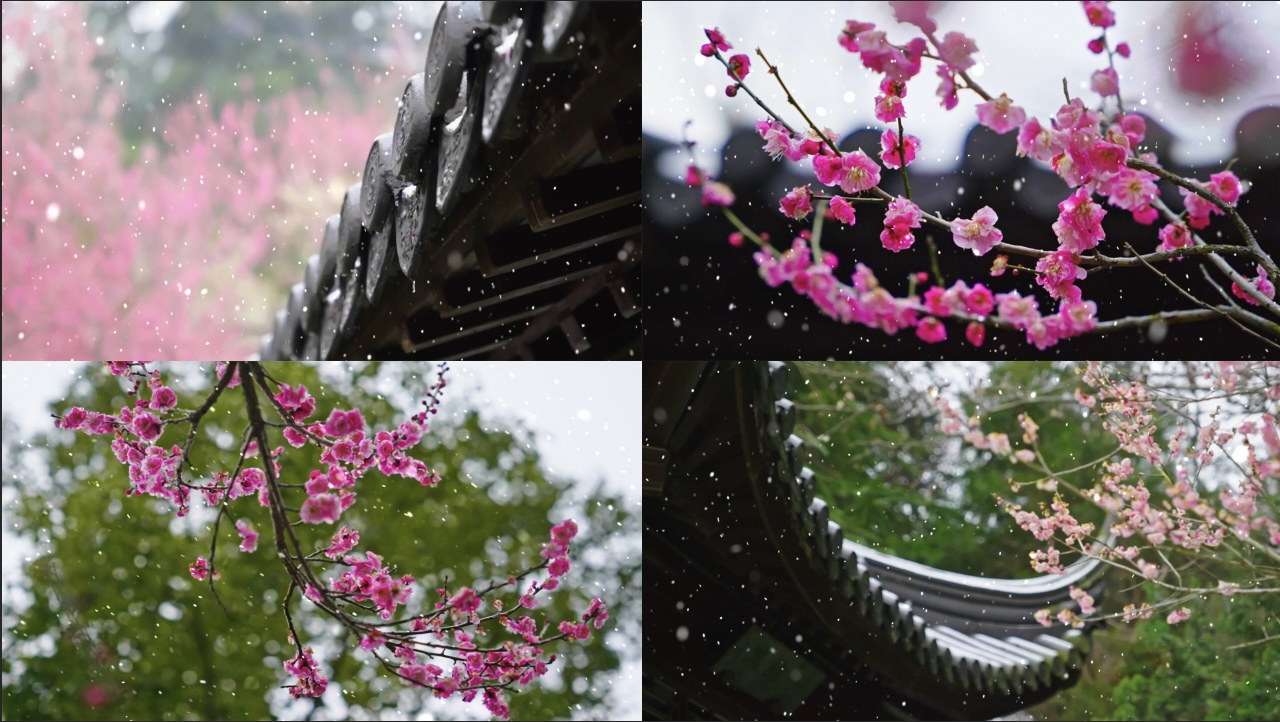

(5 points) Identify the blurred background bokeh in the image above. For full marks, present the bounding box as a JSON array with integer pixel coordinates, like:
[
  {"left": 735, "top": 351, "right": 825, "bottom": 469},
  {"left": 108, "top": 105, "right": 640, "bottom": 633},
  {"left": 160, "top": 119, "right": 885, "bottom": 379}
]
[{"left": 2, "top": 1, "right": 447, "bottom": 359}]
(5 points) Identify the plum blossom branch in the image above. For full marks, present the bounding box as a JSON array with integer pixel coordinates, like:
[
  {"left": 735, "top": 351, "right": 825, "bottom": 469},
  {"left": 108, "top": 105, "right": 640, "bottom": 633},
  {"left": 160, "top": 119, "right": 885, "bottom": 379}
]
[
  {"left": 53, "top": 362, "right": 609, "bottom": 719},
  {"left": 690, "top": 3, "right": 1273, "bottom": 350}
]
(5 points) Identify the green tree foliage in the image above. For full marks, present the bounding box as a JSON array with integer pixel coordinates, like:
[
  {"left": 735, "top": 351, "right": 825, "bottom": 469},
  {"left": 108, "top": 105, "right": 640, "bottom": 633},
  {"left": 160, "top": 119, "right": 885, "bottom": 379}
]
[
  {"left": 1033, "top": 580, "right": 1280, "bottom": 721},
  {"left": 2, "top": 363, "right": 636, "bottom": 720},
  {"left": 787, "top": 361, "right": 1117, "bottom": 578},
  {"left": 82, "top": 1, "right": 424, "bottom": 151}
]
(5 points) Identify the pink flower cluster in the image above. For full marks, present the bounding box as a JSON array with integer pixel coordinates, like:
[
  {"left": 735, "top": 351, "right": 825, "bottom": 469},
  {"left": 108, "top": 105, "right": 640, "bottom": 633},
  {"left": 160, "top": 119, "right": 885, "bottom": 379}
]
[
  {"left": 874, "top": 77, "right": 907, "bottom": 123},
  {"left": 324, "top": 525, "right": 361, "bottom": 559},
  {"left": 813, "top": 149, "right": 881, "bottom": 195},
  {"left": 2, "top": 2, "right": 402, "bottom": 359},
  {"left": 235, "top": 520, "right": 259, "bottom": 553},
  {"left": 994, "top": 290, "right": 1097, "bottom": 350},
  {"left": 879, "top": 196, "right": 922, "bottom": 252},
  {"left": 189, "top": 557, "right": 210, "bottom": 582},
  {"left": 701, "top": 2, "right": 1269, "bottom": 354},
  {"left": 920, "top": 280, "right": 996, "bottom": 343},
  {"left": 1179, "top": 171, "right": 1243, "bottom": 229},
  {"left": 959, "top": 362, "right": 1280, "bottom": 629},
  {"left": 284, "top": 646, "right": 328, "bottom": 699},
  {"left": 539, "top": 519, "right": 580, "bottom": 585},
  {"left": 755, "top": 245, "right": 922, "bottom": 335},
  {"left": 780, "top": 186, "right": 814, "bottom": 220},
  {"left": 1230, "top": 265, "right": 1275, "bottom": 306},
  {"left": 754, "top": 119, "right": 838, "bottom": 163},
  {"left": 839, "top": 20, "right": 928, "bottom": 83},
  {"left": 278, "top": 386, "right": 442, "bottom": 525},
  {"left": 878, "top": 129, "right": 920, "bottom": 169},
  {"left": 559, "top": 597, "right": 610, "bottom": 641},
  {"left": 685, "top": 162, "right": 736, "bottom": 207},
  {"left": 330, "top": 551, "right": 415, "bottom": 620}
]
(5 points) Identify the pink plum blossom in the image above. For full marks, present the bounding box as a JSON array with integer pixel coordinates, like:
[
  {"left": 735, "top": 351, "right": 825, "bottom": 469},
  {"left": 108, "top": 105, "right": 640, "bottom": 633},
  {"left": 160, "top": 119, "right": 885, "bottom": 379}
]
[
  {"left": 360, "top": 629, "right": 386, "bottom": 651},
  {"left": 59, "top": 407, "right": 88, "bottom": 430},
  {"left": 828, "top": 197, "right": 857, "bottom": 225},
  {"left": 755, "top": 119, "right": 808, "bottom": 162},
  {"left": 874, "top": 93, "right": 905, "bottom": 123},
  {"left": 150, "top": 387, "right": 178, "bottom": 411},
  {"left": 1209, "top": 170, "right": 1243, "bottom": 204},
  {"left": 936, "top": 66, "right": 959, "bottom": 110},
  {"left": 702, "top": 27, "right": 732, "bottom": 56},
  {"left": 1059, "top": 299, "right": 1098, "bottom": 336},
  {"left": 1016, "top": 117, "right": 1067, "bottom": 163},
  {"left": 916, "top": 317, "right": 946, "bottom": 343},
  {"left": 1091, "top": 67, "right": 1119, "bottom": 97},
  {"left": 274, "top": 384, "right": 316, "bottom": 421},
  {"left": 950, "top": 206, "right": 1003, "bottom": 255},
  {"left": 1231, "top": 265, "right": 1276, "bottom": 306},
  {"left": 996, "top": 291, "right": 1040, "bottom": 330},
  {"left": 235, "top": 520, "right": 259, "bottom": 553},
  {"left": 975, "top": 93, "right": 1026, "bottom": 134},
  {"left": 879, "top": 196, "right": 922, "bottom": 252},
  {"left": 888, "top": 1, "right": 937, "bottom": 33},
  {"left": 1069, "top": 586, "right": 1097, "bottom": 615},
  {"left": 549, "top": 556, "right": 571, "bottom": 577},
  {"left": 965, "top": 322, "right": 985, "bottom": 347},
  {"left": 1105, "top": 167, "right": 1158, "bottom": 212},
  {"left": 965, "top": 283, "right": 995, "bottom": 316},
  {"left": 323, "top": 408, "right": 365, "bottom": 438},
  {"left": 1157, "top": 223, "right": 1192, "bottom": 253},
  {"left": 937, "top": 31, "right": 978, "bottom": 71},
  {"left": 813, "top": 150, "right": 881, "bottom": 195},
  {"left": 132, "top": 412, "right": 163, "bottom": 443},
  {"left": 879, "top": 129, "right": 920, "bottom": 169},
  {"left": 301, "top": 493, "right": 343, "bottom": 524},
  {"left": 324, "top": 525, "right": 360, "bottom": 559},
  {"left": 780, "top": 186, "right": 814, "bottom": 220},
  {"left": 1052, "top": 188, "right": 1107, "bottom": 254},
  {"left": 190, "top": 557, "right": 209, "bottom": 581},
  {"left": 451, "top": 586, "right": 483, "bottom": 614},
  {"left": 1082, "top": 1, "right": 1116, "bottom": 28},
  {"left": 702, "top": 181, "right": 736, "bottom": 207},
  {"left": 1036, "top": 251, "right": 1087, "bottom": 301},
  {"left": 284, "top": 646, "right": 328, "bottom": 699}
]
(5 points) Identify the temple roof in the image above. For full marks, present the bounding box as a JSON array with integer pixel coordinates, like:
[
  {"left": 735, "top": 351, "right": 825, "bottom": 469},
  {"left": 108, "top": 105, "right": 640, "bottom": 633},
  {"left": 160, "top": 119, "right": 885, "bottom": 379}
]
[
  {"left": 645, "top": 361, "right": 1105, "bottom": 720},
  {"left": 262, "top": 2, "right": 640, "bottom": 360}
]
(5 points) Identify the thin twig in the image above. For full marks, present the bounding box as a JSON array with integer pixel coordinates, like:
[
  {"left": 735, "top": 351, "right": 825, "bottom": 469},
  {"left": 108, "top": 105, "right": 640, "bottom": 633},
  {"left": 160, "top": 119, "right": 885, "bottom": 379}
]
[
  {"left": 1125, "top": 242, "right": 1279, "bottom": 348},
  {"left": 755, "top": 49, "right": 841, "bottom": 158}
]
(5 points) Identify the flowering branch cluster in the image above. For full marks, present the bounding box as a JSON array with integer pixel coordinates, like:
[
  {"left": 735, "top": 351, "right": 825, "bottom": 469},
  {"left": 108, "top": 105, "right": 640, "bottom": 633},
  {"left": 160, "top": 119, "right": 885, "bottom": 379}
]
[
  {"left": 689, "top": 1, "right": 1278, "bottom": 350},
  {"left": 930, "top": 361, "right": 1279, "bottom": 632},
  {"left": 54, "top": 362, "right": 607, "bottom": 719}
]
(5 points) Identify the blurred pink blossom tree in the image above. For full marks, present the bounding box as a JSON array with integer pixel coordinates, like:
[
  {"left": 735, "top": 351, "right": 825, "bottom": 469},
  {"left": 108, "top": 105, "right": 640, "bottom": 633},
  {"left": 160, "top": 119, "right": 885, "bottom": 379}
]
[{"left": 2, "top": 2, "right": 410, "bottom": 358}]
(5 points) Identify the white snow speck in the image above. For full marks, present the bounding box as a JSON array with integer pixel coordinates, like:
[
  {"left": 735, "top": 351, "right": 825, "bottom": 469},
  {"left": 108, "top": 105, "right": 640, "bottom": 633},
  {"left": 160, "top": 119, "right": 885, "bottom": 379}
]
[{"left": 45, "top": 203, "right": 60, "bottom": 221}]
